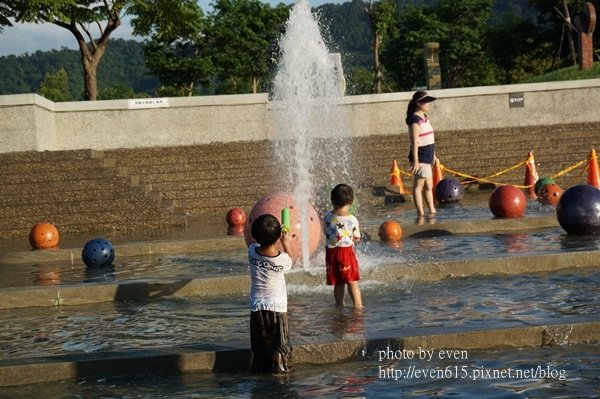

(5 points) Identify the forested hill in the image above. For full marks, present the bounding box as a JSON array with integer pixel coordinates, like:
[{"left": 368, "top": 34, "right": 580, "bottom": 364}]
[
  {"left": 0, "top": 0, "right": 552, "bottom": 99},
  {"left": 0, "top": 0, "right": 379, "bottom": 100},
  {"left": 0, "top": 39, "right": 158, "bottom": 100}
]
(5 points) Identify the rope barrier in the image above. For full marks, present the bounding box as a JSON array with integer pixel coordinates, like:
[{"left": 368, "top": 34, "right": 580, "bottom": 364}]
[{"left": 396, "top": 156, "right": 590, "bottom": 188}]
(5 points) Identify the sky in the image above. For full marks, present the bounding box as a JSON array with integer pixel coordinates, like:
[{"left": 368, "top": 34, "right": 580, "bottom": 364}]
[{"left": 0, "top": 0, "right": 346, "bottom": 57}]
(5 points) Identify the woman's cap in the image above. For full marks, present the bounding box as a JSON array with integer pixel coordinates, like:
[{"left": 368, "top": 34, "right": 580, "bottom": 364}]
[{"left": 412, "top": 92, "right": 437, "bottom": 103}]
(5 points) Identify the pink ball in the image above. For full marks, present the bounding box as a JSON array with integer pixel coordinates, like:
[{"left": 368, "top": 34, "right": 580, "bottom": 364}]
[
  {"left": 226, "top": 207, "right": 247, "bottom": 227},
  {"left": 244, "top": 191, "right": 322, "bottom": 262},
  {"left": 489, "top": 185, "right": 526, "bottom": 218}
]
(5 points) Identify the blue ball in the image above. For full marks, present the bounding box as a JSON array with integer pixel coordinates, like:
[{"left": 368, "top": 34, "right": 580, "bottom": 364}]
[
  {"left": 82, "top": 238, "right": 115, "bottom": 268},
  {"left": 556, "top": 185, "right": 600, "bottom": 235},
  {"left": 434, "top": 178, "right": 464, "bottom": 203}
]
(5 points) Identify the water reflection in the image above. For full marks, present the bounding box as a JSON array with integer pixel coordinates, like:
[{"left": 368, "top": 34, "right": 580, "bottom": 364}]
[
  {"left": 1, "top": 345, "right": 597, "bottom": 398},
  {"left": 34, "top": 264, "right": 61, "bottom": 286},
  {"left": 84, "top": 266, "right": 116, "bottom": 283}
]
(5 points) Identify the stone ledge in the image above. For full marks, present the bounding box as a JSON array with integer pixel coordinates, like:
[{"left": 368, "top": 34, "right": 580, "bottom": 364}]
[
  {"left": 0, "top": 320, "right": 597, "bottom": 387},
  {"left": 0, "top": 249, "right": 598, "bottom": 310}
]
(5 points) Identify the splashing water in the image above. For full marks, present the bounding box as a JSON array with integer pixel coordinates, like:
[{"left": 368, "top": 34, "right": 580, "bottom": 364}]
[{"left": 272, "top": 0, "right": 351, "bottom": 268}]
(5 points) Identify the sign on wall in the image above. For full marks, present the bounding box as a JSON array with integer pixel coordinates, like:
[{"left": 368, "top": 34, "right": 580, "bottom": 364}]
[
  {"left": 509, "top": 92, "right": 524, "bottom": 108},
  {"left": 128, "top": 98, "right": 170, "bottom": 109}
]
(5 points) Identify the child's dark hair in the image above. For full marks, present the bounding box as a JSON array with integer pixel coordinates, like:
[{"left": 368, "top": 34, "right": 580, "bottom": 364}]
[
  {"left": 251, "top": 214, "right": 282, "bottom": 247},
  {"left": 406, "top": 90, "right": 427, "bottom": 124},
  {"left": 331, "top": 183, "right": 354, "bottom": 208}
]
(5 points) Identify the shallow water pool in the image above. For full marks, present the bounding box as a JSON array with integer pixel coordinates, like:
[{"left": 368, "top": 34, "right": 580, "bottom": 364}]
[
  {"left": 1, "top": 225, "right": 598, "bottom": 289},
  {"left": 1, "top": 268, "right": 598, "bottom": 360}
]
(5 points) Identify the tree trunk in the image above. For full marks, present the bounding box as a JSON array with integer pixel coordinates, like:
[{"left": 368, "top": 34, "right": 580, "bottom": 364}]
[
  {"left": 252, "top": 76, "right": 258, "bottom": 94},
  {"left": 54, "top": 5, "right": 121, "bottom": 101},
  {"left": 562, "top": 0, "right": 578, "bottom": 66},
  {"left": 81, "top": 52, "right": 101, "bottom": 101},
  {"left": 373, "top": 33, "right": 383, "bottom": 94}
]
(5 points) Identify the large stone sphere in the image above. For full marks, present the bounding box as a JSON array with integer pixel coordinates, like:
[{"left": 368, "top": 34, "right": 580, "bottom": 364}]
[
  {"left": 534, "top": 177, "right": 555, "bottom": 196},
  {"left": 556, "top": 184, "right": 600, "bottom": 234},
  {"left": 378, "top": 220, "right": 403, "bottom": 242},
  {"left": 29, "top": 222, "right": 60, "bottom": 249},
  {"left": 244, "top": 191, "right": 322, "bottom": 262},
  {"left": 82, "top": 238, "right": 115, "bottom": 268},
  {"left": 489, "top": 185, "right": 526, "bottom": 218},
  {"left": 226, "top": 207, "right": 247, "bottom": 227},
  {"left": 434, "top": 177, "right": 464, "bottom": 203},
  {"left": 538, "top": 183, "right": 563, "bottom": 206}
]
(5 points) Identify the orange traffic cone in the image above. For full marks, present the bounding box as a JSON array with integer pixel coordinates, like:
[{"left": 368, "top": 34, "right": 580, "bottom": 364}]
[
  {"left": 389, "top": 160, "right": 405, "bottom": 194},
  {"left": 587, "top": 148, "right": 600, "bottom": 188},
  {"left": 524, "top": 151, "right": 539, "bottom": 199},
  {"left": 433, "top": 159, "right": 443, "bottom": 188}
]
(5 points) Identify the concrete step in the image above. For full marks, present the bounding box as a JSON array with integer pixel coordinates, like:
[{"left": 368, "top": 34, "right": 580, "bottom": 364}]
[
  {"left": 116, "top": 157, "right": 276, "bottom": 177},
  {"left": 0, "top": 197, "right": 168, "bottom": 218},
  {"left": 171, "top": 196, "right": 267, "bottom": 215},
  {"left": 107, "top": 146, "right": 274, "bottom": 167},
  {"left": 0, "top": 177, "right": 142, "bottom": 197},
  {"left": 0, "top": 121, "right": 597, "bottom": 236},
  {"left": 0, "top": 189, "right": 158, "bottom": 207},
  {"left": 0, "top": 149, "right": 98, "bottom": 165},
  {"left": 161, "top": 183, "right": 277, "bottom": 201},
  {"left": 104, "top": 141, "right": 274, "bottom": 159},
  {"left": 0, "top": 168, "right": 124, "bottom": 185},
  {"left": 0, "top": 212, "right": 179, "bottom": 239},
  {"left": 145, "top": 174, "right": 279, "bottom": 192},
  {"left": 0, "top": 158, "right": 111, "bottom": 176}
]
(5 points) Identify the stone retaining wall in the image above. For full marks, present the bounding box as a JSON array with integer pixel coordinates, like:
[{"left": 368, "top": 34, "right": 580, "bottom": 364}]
[{"left": 1, "top": 79, "right": 599, "bottom": 153}]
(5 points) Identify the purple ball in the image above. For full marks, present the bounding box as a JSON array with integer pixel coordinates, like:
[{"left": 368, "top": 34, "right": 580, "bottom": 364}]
[
  {"left": 434, "top": 178, "right": 464, "bottom": 203},
  {"left": 556, "top": 185, "right": 600, "bottom": 234}
]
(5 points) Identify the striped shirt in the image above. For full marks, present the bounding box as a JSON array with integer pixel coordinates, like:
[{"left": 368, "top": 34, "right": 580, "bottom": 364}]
[{"left": 407, "top": 114, "right": 435, "bottom": 164}]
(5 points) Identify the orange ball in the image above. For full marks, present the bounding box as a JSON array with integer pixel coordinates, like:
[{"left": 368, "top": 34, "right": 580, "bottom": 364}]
[
  {"left": 378, "top": 220, "right": 403, "bottom": 242},
  {"left": 29, "top": 222, "right": 60, "bottom": 249},
  {"left": 539, "top": 183, "right": 563, "bottom": 206}
]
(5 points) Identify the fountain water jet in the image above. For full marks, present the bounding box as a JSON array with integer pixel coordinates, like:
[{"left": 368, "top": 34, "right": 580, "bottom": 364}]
[{"left": 272, "top": 0, "right": 351, "bottom": 268}]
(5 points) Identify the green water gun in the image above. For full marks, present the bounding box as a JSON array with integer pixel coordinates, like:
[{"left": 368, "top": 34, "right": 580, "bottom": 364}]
[{"left": 281, "top": 207, "right": 290, "bottom": 233}]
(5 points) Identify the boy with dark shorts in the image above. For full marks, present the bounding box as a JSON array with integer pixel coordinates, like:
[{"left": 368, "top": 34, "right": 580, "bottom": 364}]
[
  {"left": 248, "top": 213, "right": 293, "bottom": 373},
  {"left": 323, "top": 184, "right": 363, "bottom": 308}
]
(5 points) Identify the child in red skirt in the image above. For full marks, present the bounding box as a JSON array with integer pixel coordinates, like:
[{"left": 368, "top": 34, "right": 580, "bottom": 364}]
[{"left": 323, "top": 184, "right": 363, "bottom": 309}]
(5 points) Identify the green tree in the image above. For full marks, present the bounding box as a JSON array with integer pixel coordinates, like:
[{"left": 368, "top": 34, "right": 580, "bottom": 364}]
[
  {"left": 317, "top": 0, "right": 373, "bottom": 72},
  {"left": 382, "top": 5, "right": 437, "bottom": 90},
  {"left": 10, "top": 0, "right": 127, "bottom": 100},
  {"left": 129, "top": 0, "right": 214, "bottom": 96},
  {"left": 436, "top": 0, "right": 497, "bottom": 87},
  {"left": 209, "top": 0, "right": 289, "bottom": 94},
  {"left": 346, "top": 66, "right": 374, "bottom": 94},
  {"left": 383, "top": 0, "right": 498, "bottom": 90},
  {"left": 0, "top": 1, "right": 14, "bottom": 32},
  {"left": 365, "top": 0, "right": 396, "bottom": 93},
  {"left": 487, "top": 5, "right": 553, "bottom": 83},
  {"left": 39, "top": 67, "right": 71, "bottom": 101},
  {"left": 98, "top": 84, "right": 148, "bottom": 99},
  {"left": 528, "top": 0, "right": 592, "bottom": 68}
]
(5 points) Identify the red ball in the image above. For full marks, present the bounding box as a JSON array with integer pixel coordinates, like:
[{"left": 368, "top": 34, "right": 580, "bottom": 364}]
[
  {"left": 29, "top": 222, "right": 60, "bottom": 249},
  {"left": 378, "top": 220, "right": 403, "bottom": 242},
  {"left": 489, "top": 185, "right": 526, "bottom": 218},
  {"left": 538, "top": 183, "right": 563, "bottom": 206},
  {"left": 226, "top": 207, "right": 247, "bottom": 227}
]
